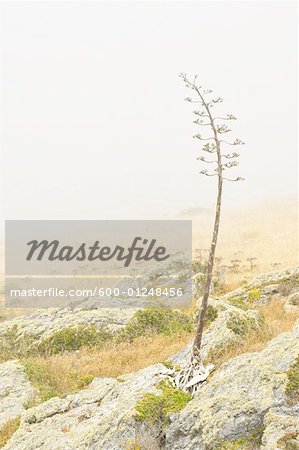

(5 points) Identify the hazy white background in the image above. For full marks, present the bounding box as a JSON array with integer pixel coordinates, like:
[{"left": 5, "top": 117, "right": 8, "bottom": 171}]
[{"left": 0, "top": 1, "right": 297, "bottom": 221}]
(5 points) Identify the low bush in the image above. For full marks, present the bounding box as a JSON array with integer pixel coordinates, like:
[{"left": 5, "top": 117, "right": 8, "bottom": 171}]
[
  {"left": 37, "top": 324, "right": 113, "bottom": 355},
  {"left": 1, "top": 307, "right": 192, "bottom": 361},
  {"left": 115, "top": 307, "right": 193, "bottom": 343},
  {"left": 22, "top": 358, "right": 61, "bottom": 402},
  {"left": 226, "top": 313, "right": 259, "bottom": 336},
  {"left": 135, "top": 380, "right": 191, "bottom": 444},
  {"left": 285, "top": 354, "right": 299, "bottom": 405},
  {"left": 135, "top": 381, "right": 191, "bottom": 427}
]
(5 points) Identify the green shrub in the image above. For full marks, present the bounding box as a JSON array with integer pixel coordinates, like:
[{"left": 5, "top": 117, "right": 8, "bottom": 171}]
[
  {"left": 286, "top": 355, "right": 299, "bottom": 405},
  {"left": 134, "top": 381, "right": 191, "bottom": 447},
  {"left": 1, "top": 308, "right": 193, "bottom": 360},
  {"left": 0, "top": 325, "right": 36, "bottom": 360},
  {"left": 226, "top": 313, "right": 258, "bottom": 336},
  {"left": 78, "top": 374, "right": 95, "bottom": 388},
  {"left": 116, "top": 307, "right": 193, "bottom": 343},
  {"left": 0, "top": 324, "right": 114, "bottom": 359},
  {"left": 135, "top": 380, "right": 191, "bottom": 430},
  {"left": 22, "top": 358, "right": 60, "bottom": 402},
  {"left": 37, "top": 324, "right": 112, "bottom": 355},
  {"left": 247, "top": 288, "right": 261, "bottom": 302}
]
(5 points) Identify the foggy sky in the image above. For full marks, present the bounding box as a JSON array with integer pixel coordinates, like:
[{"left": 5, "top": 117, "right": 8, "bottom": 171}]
[{"left": 0, "top": 1, "right": 297, "bottom": 221}]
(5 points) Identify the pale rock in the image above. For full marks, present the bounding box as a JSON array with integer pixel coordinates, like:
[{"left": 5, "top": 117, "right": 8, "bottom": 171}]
[
  {"left": 222, "top": 266, "right": 299, "bottom": 305},
  {"left": 284, "top": 292, "right": 299, "bottom": 313},
  {"left": 261, "top": 405, "right": 299, "bottom": 449},
  {"left": 165, "top": 323, "right": 299, "bottom": 449},
  {"left": 0, "top": 308, "right": 138, "bottom": 344},
  {"left": 2, "top": 267, "right": 299, "bottom": 449},
  {"left": 0, "top": 360, "right": 36, "bottom": 429},
  {"left": 3, "top": 364, "right": 173, "bottom": 450}
]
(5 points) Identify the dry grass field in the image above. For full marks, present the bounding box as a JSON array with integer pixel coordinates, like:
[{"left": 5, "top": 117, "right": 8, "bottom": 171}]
[
  {"left": 2, "top": 298, "right": 297, "bottom": 405},
  {"left": 18, "top": 333, "right": 193, "bottom": 402},
  {"left": 0, "top": 198, "right": 297, "bottom": 436},
  {"left": 0, "top": 197, "right": 297, "bottom": 318},
  {"left": 191, "top": 197, "right": 298, "bottom": 288}
]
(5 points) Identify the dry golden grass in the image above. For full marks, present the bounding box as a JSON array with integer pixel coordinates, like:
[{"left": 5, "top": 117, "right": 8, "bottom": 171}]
[
  {"left": 21, "top": 332, "right": 192, "bottom": 401},
  {"left": 192, "top": 198, "right": 298, "bottom": 288},
  {"left": 207, "top": 299, "right": 299, "bottom": 367},
  {"left": 21, "top": 299, "right": 299, "bottom": 403},
  {"left": 0, "top": 418, "right": 20, "bottom": 448},
  {"left": 70, "top": 333, "right": 191, "bottom": 379}
]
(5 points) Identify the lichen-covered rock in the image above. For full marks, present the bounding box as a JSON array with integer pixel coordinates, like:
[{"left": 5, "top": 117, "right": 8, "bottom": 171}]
[
  {"left": 245, "top": 266, "right": 299, "bottom": 291},
  {"left": 0, "top": 308, "right": 138, "bottom": 344},
  {"left": 261, "top": 405, "right": 299, "bottom": 449},
  {"left": 2, "top": 364, "right": 173, "bottom": 450},
  {"left": 223, "top": 266, "right": 299, "bottom": 306},
  {"left": 165, "top": 322, "right": 299, "bottom": 449},
  {"left": 0, "top": 361, "right": 36, "bottom": 429},
  {"left": 284, "top": 292, "right": 299, "bottom": 313},
  {"left": 170, "top": 297, "right": 260, "bottom": 366},
  {"left": 171, "top": 268, "right": 298, "bottom": 369},
  {"left": 2, "top": 267, "right": 299, "bottom": 449}
]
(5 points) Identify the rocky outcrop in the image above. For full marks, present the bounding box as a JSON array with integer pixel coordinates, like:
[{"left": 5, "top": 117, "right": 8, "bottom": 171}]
[
  {"left": 2, "top": 266, "right": 296, "bottom": 348},
  {"left": 166, "top": 322, "right": 299, "bottom": 449},
  {"left": 170, "top": 297, "right": 260, "bottom": 366},
  {"left": 172, "top": 267, "right": 298, "bottom": 368},
  {"left": 0, "top": 308, "right": 138, "bottom": 344},
  {"left": 1, "top": 268, "right": 298, "bottom": 449},
  {"left": 0, "top": 361, "right": 36, "bottom": 429},
  {"left": 223, "top": 266, "right": 299, "bottom": 305},
  {"left": 284, "top": 292, "right": 299, "bottom": 313},
  {"left": 2, "top": 322, "right": 298, "bottom": 450},
  {"left": 2, "top": 364, "right": 173, "bottom": 450},
  {"left": 261, "top": 405, "right": 299, "bottom": 449},
  {"left": 245, "top": 266, "right": 299, "bottom": 291}
]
